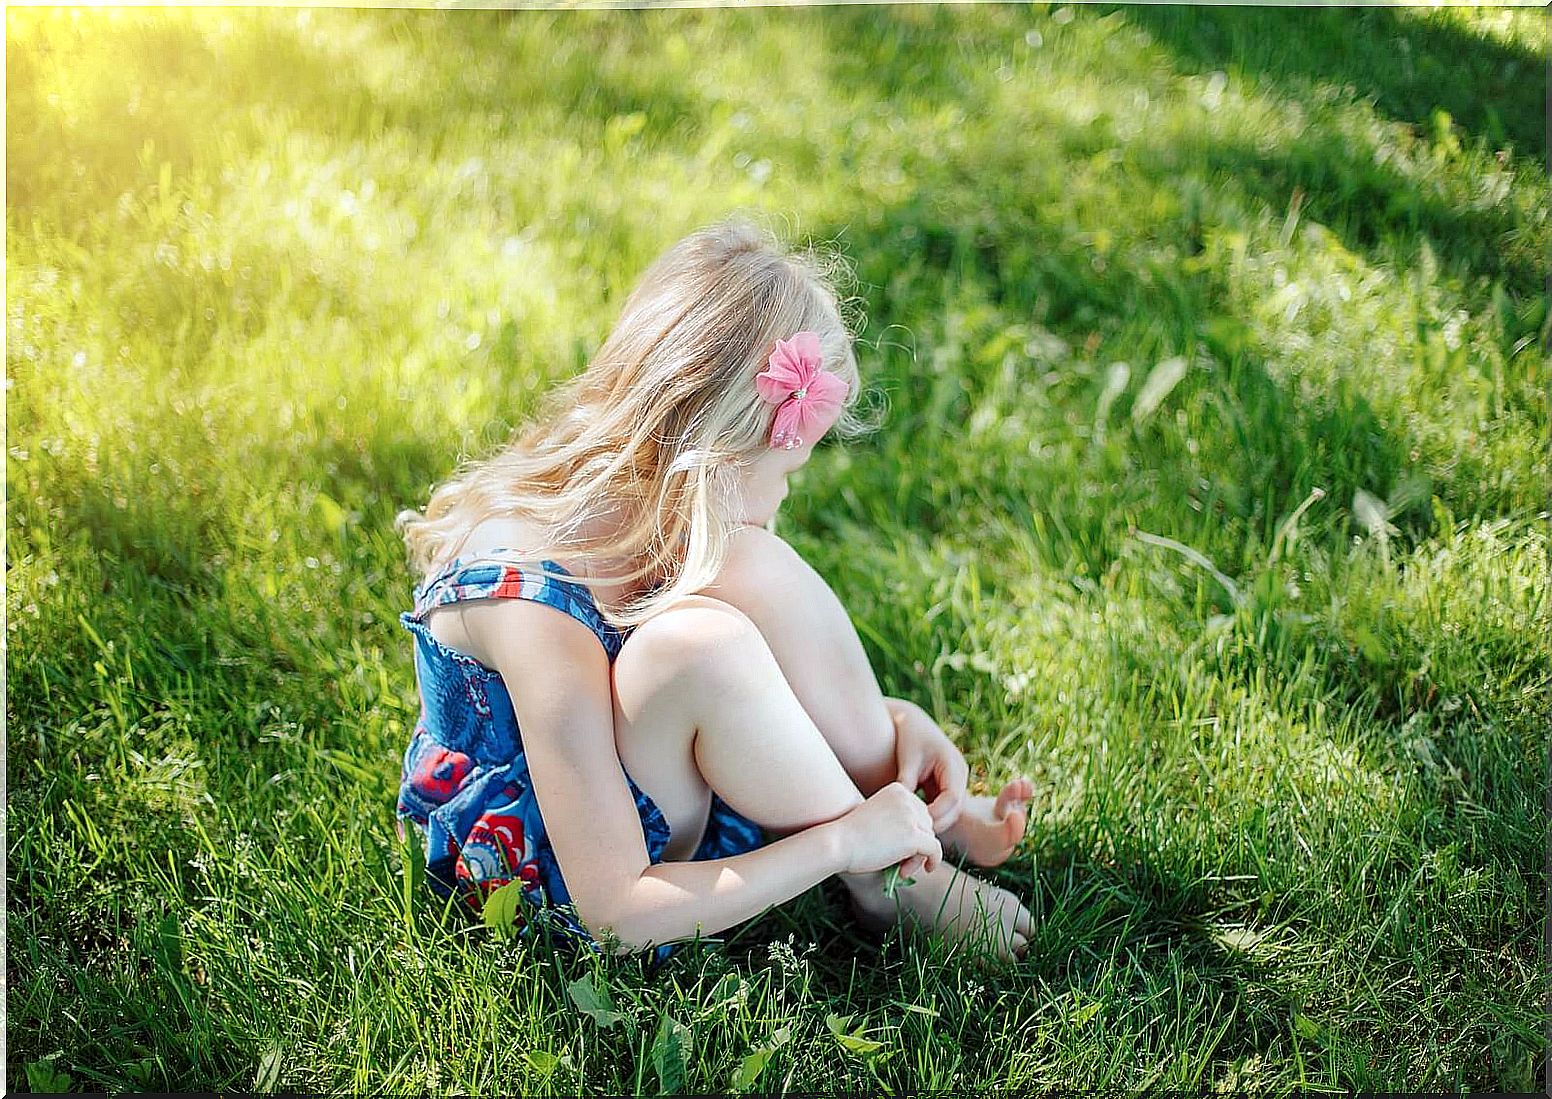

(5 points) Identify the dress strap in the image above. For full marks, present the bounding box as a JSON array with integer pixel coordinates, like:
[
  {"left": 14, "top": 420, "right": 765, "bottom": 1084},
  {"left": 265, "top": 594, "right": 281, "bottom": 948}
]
[{"left": 408, "top": 548, "right": 625, "bottom": 660}]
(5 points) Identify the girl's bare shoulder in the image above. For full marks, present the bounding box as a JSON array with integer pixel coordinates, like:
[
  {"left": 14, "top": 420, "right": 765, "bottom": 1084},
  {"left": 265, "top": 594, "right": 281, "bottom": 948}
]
[
  {"left": 420, "top": 515, "right": 610, "bottom": 673},
  {"left": 725, "top": 522, "right": 810, "bottom": 565},
  {"left": 715, "top": 524, "right": 825, "bottom": 603}
]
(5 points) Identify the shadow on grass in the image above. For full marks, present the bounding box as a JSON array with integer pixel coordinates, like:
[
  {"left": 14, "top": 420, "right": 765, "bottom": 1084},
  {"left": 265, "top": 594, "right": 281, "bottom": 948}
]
[
  {"left": 711, "top": 839, "right": 1331, "bottom": 1076},
  {"left": 816, "top": 5, "right": 1541, "bottom": 298},
  {"left": 807, "top": 194, "right": 1421, "bottom": 569},
  {"left": 1165, "top": 120, "right": 1539, "bottom": 293},
  {"left": 1013, "top": 845, "right": 1348, "bottom": 1075},
  {"left": 369, "top": 8, "right": 708, "bottom": 140},
  {"left": 1115, "top": 5, "right": 1545, "bottom": 163}
]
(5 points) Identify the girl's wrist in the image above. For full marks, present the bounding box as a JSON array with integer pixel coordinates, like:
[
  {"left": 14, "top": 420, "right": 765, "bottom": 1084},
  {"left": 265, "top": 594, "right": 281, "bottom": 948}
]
[{"left": 813, "top": 815, "right": 852, "bottom": 876}]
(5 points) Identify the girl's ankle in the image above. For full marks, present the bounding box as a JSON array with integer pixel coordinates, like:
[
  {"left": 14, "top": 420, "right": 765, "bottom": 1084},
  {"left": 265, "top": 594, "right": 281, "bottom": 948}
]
[
  {"left": 839, "top": 868, "right": 885, "bottom": 894},
  {"left": 841, "top": 871, "right": 898, "bottom": 931},
  {"left": 839, "top": 869, "right": 890, "bottom": 912}
]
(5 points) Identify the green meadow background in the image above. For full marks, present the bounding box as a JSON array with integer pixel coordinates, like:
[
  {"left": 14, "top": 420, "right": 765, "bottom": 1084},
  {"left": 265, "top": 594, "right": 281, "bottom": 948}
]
[{"left": 7, "top": 4, "right": 1548, "bottom": 1093}]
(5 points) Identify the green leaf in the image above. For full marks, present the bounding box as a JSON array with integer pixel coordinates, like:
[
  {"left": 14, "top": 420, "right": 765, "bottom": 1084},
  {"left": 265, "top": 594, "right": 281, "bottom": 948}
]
[
  {"left": 1201, "top": 315, "right": 1252, "bottom": 359},
  {"left": 1069, "top": 999, "right": 1101, "bottom": 1027},
  {"left": 567, "top": 975, "right": 625, "bottom": 1030},
  {"left": 155, "top": 913, "right": 183, "bottom": 970},
  {"left": 254, "top": 1043, "right": 284, "bottom": 1091},
  {"left": 881, "top": 865, "right": 916, "bottom": 898},
  {"left": 825, "top": 1012, "right": 885, "bottom": 1057},
  {"left": 651, "top": 1014, "right": 693, "bottom": 1095},
  {"left": 399, "top": 823, "right": 424, "bottom": 934},
  {"left": 1352, "top": 625, "right": 1389, "bottom": 665},
  {"left": 731, "top": 1046, "right": 772, "bottom": 1092},
  {"left": 834, "top": 1032, "right": 885, "bottom": 1056},
  {"left": 524, "top": 1049, "right": 562, "bottom": 1075},
  {"left": 604, "top": 111, "right": 648, "bottom": 148},
  {"left": 481, "top": 879, "right": 525, "bottom": 937},
  {"left": 25, "top": 1059, "right": 74, "bottom": 1094},
  {"left": 314, "top": 491, "right": 348, "bottom": 535},
  {"left": 1293, "top": 1013, "right": 1324, "bottom": 1041}
]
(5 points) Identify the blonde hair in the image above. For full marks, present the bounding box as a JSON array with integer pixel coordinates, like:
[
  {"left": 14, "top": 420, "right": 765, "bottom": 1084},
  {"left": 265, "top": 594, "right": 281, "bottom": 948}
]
[{"left": 396, "top": 214, "right": 871, "bottom": 630}]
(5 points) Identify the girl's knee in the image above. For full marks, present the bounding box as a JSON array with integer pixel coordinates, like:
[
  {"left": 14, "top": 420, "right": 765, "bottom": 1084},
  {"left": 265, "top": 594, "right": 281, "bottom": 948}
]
[{"left": 614, "top": 595, "right": 766, "bottom": 697}]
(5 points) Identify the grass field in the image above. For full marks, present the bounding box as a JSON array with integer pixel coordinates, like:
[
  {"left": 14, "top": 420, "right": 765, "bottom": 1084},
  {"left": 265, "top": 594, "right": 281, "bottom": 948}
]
[{"left": 6, "top": 4, "right": 1549, "bottom": 1093}]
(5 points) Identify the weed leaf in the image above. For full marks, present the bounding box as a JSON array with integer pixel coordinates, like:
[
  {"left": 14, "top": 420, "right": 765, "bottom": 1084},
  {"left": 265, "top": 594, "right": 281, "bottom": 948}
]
[
  {"left": 826, "top": 1012, "right": 885, "bottom": 1057},
  {"left": 1293, "top": 1013, "right": 1325, "bottom": 1041},
  {"left": 567, "top": 975, "right": 625, "bottom": 1029},
  {"left": 524, "top": 1049, "right": 563, "bottom": 1075},
  {"left": 481, "top": 879, "right": 524, "bottom": 937},
  {"left": 731, "top": 1046, "right": 772, "bottom": 1092},
  {"left": 1069, "top": 1000, "right": 1101, "bottom": 1027},
  {"left": 651, "top": 1014, "right": 693, "bottom": 1094},
  {"left": 25, "top": 1058, "right": 74, "bottom": 1094},
  {"left": 254, "top": 1043, "right": 284, "bottom": 1092}
]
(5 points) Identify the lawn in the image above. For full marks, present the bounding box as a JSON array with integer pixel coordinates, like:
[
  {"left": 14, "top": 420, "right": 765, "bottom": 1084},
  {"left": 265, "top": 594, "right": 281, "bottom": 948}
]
[{"left": 6, "top": 3, "right": 1548, "bottom": 1092}]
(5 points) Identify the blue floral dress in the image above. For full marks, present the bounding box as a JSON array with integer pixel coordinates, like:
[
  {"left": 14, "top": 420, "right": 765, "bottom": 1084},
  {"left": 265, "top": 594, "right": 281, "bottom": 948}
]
[{"left": 394, "top": 549, "right": 767, "bottom": 963}]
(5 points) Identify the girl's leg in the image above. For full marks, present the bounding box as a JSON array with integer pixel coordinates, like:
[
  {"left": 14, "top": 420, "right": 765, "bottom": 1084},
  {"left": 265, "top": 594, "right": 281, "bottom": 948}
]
[
  {"left": 705, "top": 528, "right": 1033, "bottom": 867},
  {"left": 611, "top": 594, "right": 1032, "bottom": 960},
  {"left": 611, "top": 594, "right": 868, "bottom": 855}
]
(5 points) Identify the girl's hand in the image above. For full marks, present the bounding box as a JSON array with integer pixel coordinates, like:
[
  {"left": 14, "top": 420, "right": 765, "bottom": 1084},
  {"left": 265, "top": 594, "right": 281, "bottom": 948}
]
[
  {"left": 831, "top": 782, "right": 943, "bottom": 879},
  {"left": 888, "top": 698, "right": 970, "bottom": 833}
]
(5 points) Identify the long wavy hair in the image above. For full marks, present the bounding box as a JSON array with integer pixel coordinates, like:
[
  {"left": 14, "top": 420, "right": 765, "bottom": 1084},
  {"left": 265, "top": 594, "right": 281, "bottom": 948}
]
[{"left": 396, "top": 215, "right": 871, "bottom": 630}]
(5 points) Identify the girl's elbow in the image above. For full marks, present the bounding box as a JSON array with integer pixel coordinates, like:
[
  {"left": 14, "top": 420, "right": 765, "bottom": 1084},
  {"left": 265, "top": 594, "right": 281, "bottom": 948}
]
[
  {"left": 571, "top": 895, "right": 657, "bottom": 956},
  {"left": 586, "top": 912, "right": 662, "bottom": 957}
]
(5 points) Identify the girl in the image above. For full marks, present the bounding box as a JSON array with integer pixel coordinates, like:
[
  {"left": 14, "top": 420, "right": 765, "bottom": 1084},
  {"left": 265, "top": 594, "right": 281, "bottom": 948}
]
[{"left": 394, "top": 216, "right": 1037, "bottom": 964}]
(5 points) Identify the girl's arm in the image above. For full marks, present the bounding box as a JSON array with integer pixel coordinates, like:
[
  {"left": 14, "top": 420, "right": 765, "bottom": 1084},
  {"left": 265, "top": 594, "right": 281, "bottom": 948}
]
[
  {"left": 881, "top": 695, "right": 970, "bottom": 828},
  {"left": 455, "top": 597, "right": 892, "bottom": 953}
]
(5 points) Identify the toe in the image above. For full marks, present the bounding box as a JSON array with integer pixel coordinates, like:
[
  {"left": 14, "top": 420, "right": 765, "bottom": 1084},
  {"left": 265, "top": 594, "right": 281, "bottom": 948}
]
[
  {"left": 1013, "top": 904, "right": 1036, "bottom": 939},
  {"left": 998, "top": 805, "right": 1027, "bottom": 855},
  {"left": 993, "top": 778, "right": 1033, "bottom": 819}
]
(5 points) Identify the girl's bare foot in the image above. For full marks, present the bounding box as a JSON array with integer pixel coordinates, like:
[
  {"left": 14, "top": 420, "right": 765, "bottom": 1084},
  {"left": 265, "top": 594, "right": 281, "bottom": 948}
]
[
  {"left": 847, "top": 860, "right": 1034, "bottom": 964},
  {"left": 939, "top": 778, "right": 1033, "bottom": 867}
]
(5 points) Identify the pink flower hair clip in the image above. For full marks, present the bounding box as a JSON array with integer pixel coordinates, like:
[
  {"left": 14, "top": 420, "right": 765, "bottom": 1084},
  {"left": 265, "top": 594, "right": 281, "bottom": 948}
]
[{"left": 754, "top": 330, "right": 848, "bottom": 450}]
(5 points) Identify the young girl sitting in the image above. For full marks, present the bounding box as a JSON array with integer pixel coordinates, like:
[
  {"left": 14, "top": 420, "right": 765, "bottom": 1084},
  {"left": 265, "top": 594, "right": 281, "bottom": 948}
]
[{"left": 394, "top": 216, "right": 1037, "bottom": 964}]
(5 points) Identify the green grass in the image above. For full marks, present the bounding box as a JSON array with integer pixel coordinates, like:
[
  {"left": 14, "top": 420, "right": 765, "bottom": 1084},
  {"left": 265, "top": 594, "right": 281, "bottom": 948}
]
[{"left": 7, "top": 4, "right": 1548, "bottom": 1093}]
